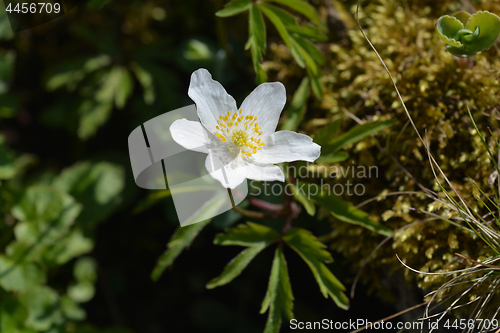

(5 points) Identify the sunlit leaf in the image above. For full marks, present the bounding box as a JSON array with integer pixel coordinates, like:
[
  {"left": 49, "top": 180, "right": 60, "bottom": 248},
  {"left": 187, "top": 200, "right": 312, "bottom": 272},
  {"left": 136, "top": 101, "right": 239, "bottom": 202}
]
[
  {"left": 266, "top": 0, "right": 326, "bottom": 31},
  {"left": 216, "top": 0, "right": 251, "bottom": 17},
  {"left": 322, "top": 119, "right": 394, "bottom": 154},
  {"left": 250, "top": 4, "right": 266, "bottom": 52},
  {"left": 312, "top": 192, "right": 393, "bottom": 236}
]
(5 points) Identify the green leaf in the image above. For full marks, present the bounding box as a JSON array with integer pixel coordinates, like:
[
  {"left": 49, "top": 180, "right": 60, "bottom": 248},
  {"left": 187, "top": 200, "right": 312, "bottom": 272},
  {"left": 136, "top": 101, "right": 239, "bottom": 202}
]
[
  {"left": 465, "top": 10, "right": 500, "bottom": 53},
  {"left": 287, "top": 24, "right": 328, "bottom": 41},
  {"left": 151, "top": 221, "right": 210, "bottom": 281},
  {"left": 130, "top": 63, "right": 155, "bottom": 105},
  {"left": 0, "top": 143, "right": 16, "bottom": 179},
  {"left": 0, "top": 256, "right": 45, "bottom": 292},
  {"left": 313, "top": 119, "right": 341, "bottom": 146},
  {"left": 282, "top": 228, "right": 332, "bottom": 262},
  {"left": 20, "top": 286, "right": 63, "bottom": 331},
  {"left": 53, "top": 162, "right": 125, "bottom": 226},
  {"left": 250, "top": 4, "right": 266, "bottom": 52},
  {"left": 283, "top": 228, "right": 348, "bottom": 309},
  {"left": 260, "top": 247, "right": 294, "bottom": 320},
  {"left": 288, "top": 180, "right": 315, "bottom": 216},
  {"left": 68, "top": 280, "right": 95, "bottom": 303},
  {"left": 316, "top": 151, "right": 349, "bottom": 164},
  {"left": 216, "top": 0, "right": 251, "bottom": 17},
  {"left": 206, "top": 244, "right": 266, "bottom": 289},
  {"left": 151, "top": 194, "right": 227, "bottom": 281},
  {"left": 208, "top": 223, "right": 281, "bottom": 289},
  {"left": 281, "top": 77, "right": 309, "bottom": 131},
  {"left": 42, "top": 229, "right": 93, "bottom": 265},
  {"left": 214, "top": 222, "right": 281, "bottom": 247},
  {"left": 454, "top": 11, "right": 471, "bottom": 26},
  {"left": 436, "top": 15, "right": 464, "bottom": 47},
  {"left": 309, "top": 70, "right": 322, "bottom": 98},
  {"left": 77, "top": 99, "right": 113, "bottom": 139},
  {"left": 266, "top": 0, "right": 325, "bottom": 31},
  {"left": 291, "top": 37, "right": 318, "bottom": 76},
  {"left": 322, "top": 119, "right": 394, "bottom": 153},
  {"left": 61, "top": 296, "right": 86, "bottom": 321},
  {"left": 248, "top": 36, "right": 268, "bottom": 84},
  {"left": 73, "top": 257, "right": 97, "bottom": 283},
  {"left": 311, "top": 192, "right": 393, "bottom": 236},
  {"left": 292, "top": 34, "right": 324, "bottom": 65},
  {"left": 96, "top": 66, "right": 133, "bottom": 109},
  {"left": 259, "top": 4, "right": 293, "bottom": 49}
]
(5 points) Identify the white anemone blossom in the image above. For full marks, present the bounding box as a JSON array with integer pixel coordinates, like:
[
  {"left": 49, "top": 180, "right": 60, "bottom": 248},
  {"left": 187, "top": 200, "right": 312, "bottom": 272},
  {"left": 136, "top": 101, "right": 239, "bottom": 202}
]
[{"left": 169, "top": 68, "right": 321, "bottom": 189}]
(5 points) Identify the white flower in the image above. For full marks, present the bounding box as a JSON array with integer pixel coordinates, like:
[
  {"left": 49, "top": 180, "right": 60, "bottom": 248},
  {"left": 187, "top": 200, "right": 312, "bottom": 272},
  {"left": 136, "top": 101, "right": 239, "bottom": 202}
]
[{"left": 169, "top": 68, "right": 321, "bottom": 189}]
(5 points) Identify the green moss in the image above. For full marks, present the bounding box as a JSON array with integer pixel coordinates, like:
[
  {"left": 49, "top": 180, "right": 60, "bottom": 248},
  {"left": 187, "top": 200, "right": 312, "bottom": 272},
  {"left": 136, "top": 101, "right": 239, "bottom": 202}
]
[{"left": 268, "top": 0, "right": 500, "bottom": 315}]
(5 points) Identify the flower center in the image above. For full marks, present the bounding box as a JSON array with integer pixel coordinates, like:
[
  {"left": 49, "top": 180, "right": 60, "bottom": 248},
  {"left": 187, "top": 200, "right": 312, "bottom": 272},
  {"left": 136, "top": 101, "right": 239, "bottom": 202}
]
[{"left": 214, "top": 109, "right": 265, "bottom": 157}]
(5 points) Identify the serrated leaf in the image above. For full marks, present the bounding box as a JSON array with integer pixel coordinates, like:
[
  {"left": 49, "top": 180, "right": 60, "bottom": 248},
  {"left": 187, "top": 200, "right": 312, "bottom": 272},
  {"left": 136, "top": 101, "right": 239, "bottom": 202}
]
[
  {"left": 207, "top": 244, "right": 266, "bottom": 289},
  {"left": 313, "top": 119, "right": 341, "bottom": 146},
  {"left": 214, "top": 222, "right": 281, "bottom": 247},
  {"left": 282, "top": 228, "right": 332, "bottom": 262},
  {"left": 281, "top": 77, "right": 309, "bottom": 131},
  {"left": 216, "top": 0, "right": 251, "bottom": 17},
  {"left": 322, "top": 119, "right": 394, "bottom": 154},
  {"left": 312, "top": 192, "right": 393, "bottom": 236},
  {"left": 267, "top": 0, "right": 325, "bottom": 31},
  {"left": 283, "top": 228, "right": 348, "bottom": 309},
  {"left": 260, "top": 247, "right": 294, "bottom": 320}
]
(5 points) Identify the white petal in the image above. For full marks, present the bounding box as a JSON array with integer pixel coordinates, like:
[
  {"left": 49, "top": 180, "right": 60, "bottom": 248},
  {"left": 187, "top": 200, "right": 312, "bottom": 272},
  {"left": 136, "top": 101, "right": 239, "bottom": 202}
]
[
  {"left": 170, "top": 119, "right": 210, "bottom": 154},
  {"left": 239, "top": 82, "right": 286, "bottom": 135},
  {"left": 205, "top": 154, "right": 247, "bottom": 189},
  {"left": 243, "top": 162, "right": 285, "bottom": 183},
  {"left": 204, "top": 155, "right": 285, "bottom": 189},
  {"left": 188, "top": 68, "right": 238, "bottom": 133},
  {"left": 254, "top": 130, "right": 321, "bottom": 164}
]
